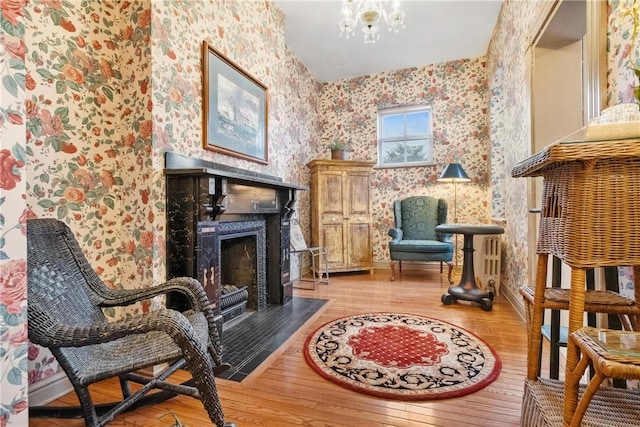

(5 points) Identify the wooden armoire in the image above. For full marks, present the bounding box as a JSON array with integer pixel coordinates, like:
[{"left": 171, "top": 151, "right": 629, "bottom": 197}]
[{"left": 306, "top": 159, "right": 375, "bottom": 273}]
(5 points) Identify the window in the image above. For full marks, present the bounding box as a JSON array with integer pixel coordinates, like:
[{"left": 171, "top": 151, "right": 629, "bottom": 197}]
[{"left": 377, "top": 105, "right": 433, "bottom": 167}]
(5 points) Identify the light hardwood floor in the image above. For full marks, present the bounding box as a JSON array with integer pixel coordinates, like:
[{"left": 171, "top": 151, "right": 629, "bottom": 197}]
[{"left": 29, "top": 269, "right": 530, "bottom": 427}]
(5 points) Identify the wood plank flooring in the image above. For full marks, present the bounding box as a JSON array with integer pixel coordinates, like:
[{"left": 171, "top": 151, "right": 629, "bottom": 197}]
[{"left": 29, "top": 269, "right": 530, "bottom": 426}]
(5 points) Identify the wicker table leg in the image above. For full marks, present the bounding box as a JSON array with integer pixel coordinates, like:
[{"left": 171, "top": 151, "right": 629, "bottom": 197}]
[
  {"left": 527, "top": 253, "right": 549, "bottom": 380},
  {"left": 562, "top": 267, "right": 587, "bottom": 426}
]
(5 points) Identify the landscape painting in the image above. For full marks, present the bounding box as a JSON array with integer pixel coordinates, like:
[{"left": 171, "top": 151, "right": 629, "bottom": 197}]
[{"left": 203, "top": 41, "right": 268, "bottom": 164}]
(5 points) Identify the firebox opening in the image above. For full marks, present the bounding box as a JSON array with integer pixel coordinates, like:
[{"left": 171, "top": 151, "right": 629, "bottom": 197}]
[{"left": 221, "top": 235, "right": 257, "bottom": 312}]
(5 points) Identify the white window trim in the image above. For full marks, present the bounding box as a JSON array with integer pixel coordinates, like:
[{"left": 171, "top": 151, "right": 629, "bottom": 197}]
[{"left": 377, "top": 105, "right": 434, "bottom": 168}]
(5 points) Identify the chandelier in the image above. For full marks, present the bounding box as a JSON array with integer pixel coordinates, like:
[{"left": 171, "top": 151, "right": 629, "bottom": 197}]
[{"left": 339, "top": 0, "right": 406, "bottom": 44}]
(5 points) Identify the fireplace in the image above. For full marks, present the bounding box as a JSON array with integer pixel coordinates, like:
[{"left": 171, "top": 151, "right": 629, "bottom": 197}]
[
  {"left": 164, "top": 152, "right": 305, "bottom": 344},
  {"left": 214, "top": 220, "right": 266, "bottom": 322}
]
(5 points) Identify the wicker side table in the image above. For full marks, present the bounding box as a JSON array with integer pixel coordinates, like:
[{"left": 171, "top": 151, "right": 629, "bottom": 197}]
[
  {"left": 512, "top": 136, "right": 640, "bottom": 425},
  {"left": 565, "top": 327, "right": 640, "bottom": 426}
]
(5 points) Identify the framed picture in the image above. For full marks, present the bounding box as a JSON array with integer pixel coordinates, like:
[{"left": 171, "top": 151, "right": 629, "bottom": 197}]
[{"left": 202, "top": 40, "right": 268, "bottom": 164}]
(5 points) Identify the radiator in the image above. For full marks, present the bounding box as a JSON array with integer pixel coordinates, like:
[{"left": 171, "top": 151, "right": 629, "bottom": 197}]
[{"left": 473, "top": 235, "right": 502, "bottom": 296}]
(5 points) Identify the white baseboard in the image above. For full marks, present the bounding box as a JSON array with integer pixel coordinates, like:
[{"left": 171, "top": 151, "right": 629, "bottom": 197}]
[
  {"left": 502, "top": 284, "right": 526, "bottom": 322},
  {"left": 28, "top": 365, "right": 170, "bottom": 407},
  {"left": 29, "top": 371, "right": 73, "bottom": 406}
]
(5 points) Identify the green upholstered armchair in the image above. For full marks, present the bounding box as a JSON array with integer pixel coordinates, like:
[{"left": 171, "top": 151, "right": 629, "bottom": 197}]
[{"left": 388, "top": 196, "right": 454, "bottom": 283}]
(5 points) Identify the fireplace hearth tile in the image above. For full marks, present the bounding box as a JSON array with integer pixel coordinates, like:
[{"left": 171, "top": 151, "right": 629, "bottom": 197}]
[{"left": 217, "top": 296, "right": 327, "bottom": 381}]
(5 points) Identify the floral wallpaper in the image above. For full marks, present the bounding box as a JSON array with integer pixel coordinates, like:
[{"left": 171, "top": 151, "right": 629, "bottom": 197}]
[
  {"left": 16, "top": 0, "right": 323, "bottom": 404},
  {"left": 485, "top": 0, "right": 640, "bottom": 310},
  {"left": 1, "top": 0, "right": 29, "bottom": 424},
  {"left": 148, "top": 0, "right": 322, "bottom": 272},
  {"left": 319, "top": 58, "right": 491, "bottom": 263},
  {"left": 608, "top": 0, "right": 640, "bottom": 299},
  {"left": 2, "top": 0, "right": 639, "bottom": 422},
  {"left": 608, "top": 0, "right": 640, "bottom": 105},
  {"left": 20, "top": 0, "right": 155, "bottom": 402},
  {"left": 486, "top": 0, "right": 548, "bottom": 307}
]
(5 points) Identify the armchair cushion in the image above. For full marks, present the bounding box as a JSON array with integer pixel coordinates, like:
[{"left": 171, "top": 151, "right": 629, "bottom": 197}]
[{"left": 389, "top": 239, "right": 452, "bottom": 254}]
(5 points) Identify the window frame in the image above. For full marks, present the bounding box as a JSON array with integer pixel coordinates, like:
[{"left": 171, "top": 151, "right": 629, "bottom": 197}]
[{"left": 376, "top": 105, "right": 434, "bottom": 168}]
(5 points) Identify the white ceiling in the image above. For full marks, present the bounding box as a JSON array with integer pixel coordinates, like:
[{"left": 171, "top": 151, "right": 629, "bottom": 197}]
[{"left": 275, "top": 0, "right": 503, "bottom": 82}]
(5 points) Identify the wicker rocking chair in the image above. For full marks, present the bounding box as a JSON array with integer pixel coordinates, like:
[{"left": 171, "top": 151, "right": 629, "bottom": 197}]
[{"left": 27, "top": 218, "right": 235, "bottom": 427}]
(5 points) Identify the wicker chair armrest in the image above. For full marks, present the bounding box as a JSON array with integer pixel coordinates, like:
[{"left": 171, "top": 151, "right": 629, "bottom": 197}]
[
  {"left": 388, "top": 228, "right": 403, "bottom": 241},
  {"left": 99, "top": 277, "right": 208, "bottom": 312},
  {"left": 96, "top": 277, "right": 222, "bottom": 360},
  {"left": 30, "top": 308, "right": 194, "bottom": 348}
]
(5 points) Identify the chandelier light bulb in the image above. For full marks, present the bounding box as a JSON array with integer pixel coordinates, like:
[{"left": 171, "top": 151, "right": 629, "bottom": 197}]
[
  {"left": 387, "top": 10, "right": 405, "bottom": 32},
  {"left": 362, "top": 24, "right": 380, "bottom": 44},
  {"left": 338, "top": 0, "right": 405, "bottom": 44},
  {"left": 339, "top": 17, "right": 356, "bottom": 38}
]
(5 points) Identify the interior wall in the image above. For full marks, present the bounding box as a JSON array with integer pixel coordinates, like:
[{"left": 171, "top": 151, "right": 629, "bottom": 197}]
[
  {"left": 608, "top": 0, "right": 639, "bottom": 308},
  {"left": 3, "top": 0, "right": 639, "bottom": 421},
  {"left": 18, "top": 0, "right": 323, "bottom": 400},
  {"left": 0, "top": 0, "right": 29, "bottom": 423},
  {"left": 533, "top": 42, "right": 584, "bottom": 150},
  {"left": 20, "top": 0, "right": 154, "bottom": 396},
  {"left": 486, "top": 0, "right": 549, "bottom": 314},
  {"left": 486, "top": 0, "right": 635, "bottom": 316},
  {"left": 530, "top": 40, "right": 585, "bottom": 297},
  {"left": 319, "top": 57, "right": 491, "bottom": 265},
  {"left": 149, "top": 1, "right": 323, "bottom": 260}
]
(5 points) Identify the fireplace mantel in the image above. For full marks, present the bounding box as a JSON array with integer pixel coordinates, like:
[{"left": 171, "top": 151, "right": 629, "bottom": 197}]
[
  {"left": 165, "top": 152, "right": 307, "bottom": 221},
  {"left": 164, "top": 152, "right": 305, "bottom": 339},
  {"left": 165, "top": 152, "right": 306, "bottom": 191}
]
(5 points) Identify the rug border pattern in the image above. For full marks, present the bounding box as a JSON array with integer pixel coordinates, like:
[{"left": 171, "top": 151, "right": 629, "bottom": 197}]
[{"left": 303, "top": 312, "right": 502, "bottom": 401}]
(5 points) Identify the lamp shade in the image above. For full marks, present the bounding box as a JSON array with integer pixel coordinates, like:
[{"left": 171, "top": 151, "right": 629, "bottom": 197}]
[{"left": 437, "top": 163, "right": 470, "bottom": 182}]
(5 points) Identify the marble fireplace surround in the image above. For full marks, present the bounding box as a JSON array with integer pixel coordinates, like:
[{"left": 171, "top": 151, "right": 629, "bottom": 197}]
[
  {"left": 164, "top": 152, "right": 307, "bottom": 324},
  {"left": 210, "top": 219, "right": 266, "bottom": 316}
]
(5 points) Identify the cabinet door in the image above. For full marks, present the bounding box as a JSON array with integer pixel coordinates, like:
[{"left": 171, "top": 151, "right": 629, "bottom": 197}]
[
  {"left": 345, "top": 171, "right": 372, "bottom": 268},
  {"left": 318, "top": 171, "right": 347, "bottom": 269}
]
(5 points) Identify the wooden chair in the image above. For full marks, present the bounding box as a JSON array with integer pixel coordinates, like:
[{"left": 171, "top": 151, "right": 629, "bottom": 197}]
[
  {"left": 290, "top": 219, "right": 328, "bottom": 287},
  {"left": 27, "top": 218, "right": 235, "bottom": 427}
]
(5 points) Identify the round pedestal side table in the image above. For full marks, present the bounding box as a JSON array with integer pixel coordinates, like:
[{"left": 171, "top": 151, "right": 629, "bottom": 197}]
[{"left": 435, "top": 224, "right": 504, "bottom": 311}]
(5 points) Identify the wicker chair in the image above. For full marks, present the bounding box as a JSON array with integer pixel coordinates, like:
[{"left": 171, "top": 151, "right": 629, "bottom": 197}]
[
  {"left": 27, "top": 218, "right": 234, "bottom": 427},
  {"left": 388, "top": 196, "right": 454, "bottom": 283}
]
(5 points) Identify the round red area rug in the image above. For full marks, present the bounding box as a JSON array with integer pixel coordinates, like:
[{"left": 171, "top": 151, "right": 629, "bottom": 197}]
[{"left": 303, "top": 313, "right": 501, "bottom": 400}]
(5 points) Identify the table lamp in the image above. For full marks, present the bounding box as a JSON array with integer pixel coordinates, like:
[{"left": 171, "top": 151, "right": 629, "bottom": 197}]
[{"left": 437, "top": 163, "right": 470, "bottom": 223}]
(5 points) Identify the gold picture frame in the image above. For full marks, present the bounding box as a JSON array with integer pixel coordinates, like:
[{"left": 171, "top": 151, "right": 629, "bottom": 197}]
[{"left": 202, "top": 40, "right": 268, "bottom": 164}]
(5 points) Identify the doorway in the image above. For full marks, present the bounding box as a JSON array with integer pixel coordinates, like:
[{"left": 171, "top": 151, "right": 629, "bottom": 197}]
[
  {"left": 525, "top": 0, "right": 607, "bottom": 374},
  {"left": 527, "top": 0, "right": 606, "bottom": 288}
]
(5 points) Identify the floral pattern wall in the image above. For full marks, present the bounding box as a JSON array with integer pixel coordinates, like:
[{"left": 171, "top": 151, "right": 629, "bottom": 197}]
[
  {"left": 608, "top": 0, "right": 640, "bottom": 299},
  {"left": 148, "top": 0, "right": 322, "bottom": 227},
  {"left": 486, "top": 0, "right": 639, "bottom": 307},
  {"left": 609, "top": 0, "right": 640, "bottom": 105},
  {"left": 2, "top": 0, "right": 639, "bottom": 422},
  {"left": 319, "top": 58, "right": 491, "bottom": 263},
  {"left": 1, "top": 0, "right": 29, "bottom": 424},
  {"left": 13, "top": 0, "right": 322, "bottom": 407},
  {"left": 486, "top": 0, "right": 547, "bottom": 308},
  {"left": 21, "top": 0, "right": 155, "bottom": 405}
]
